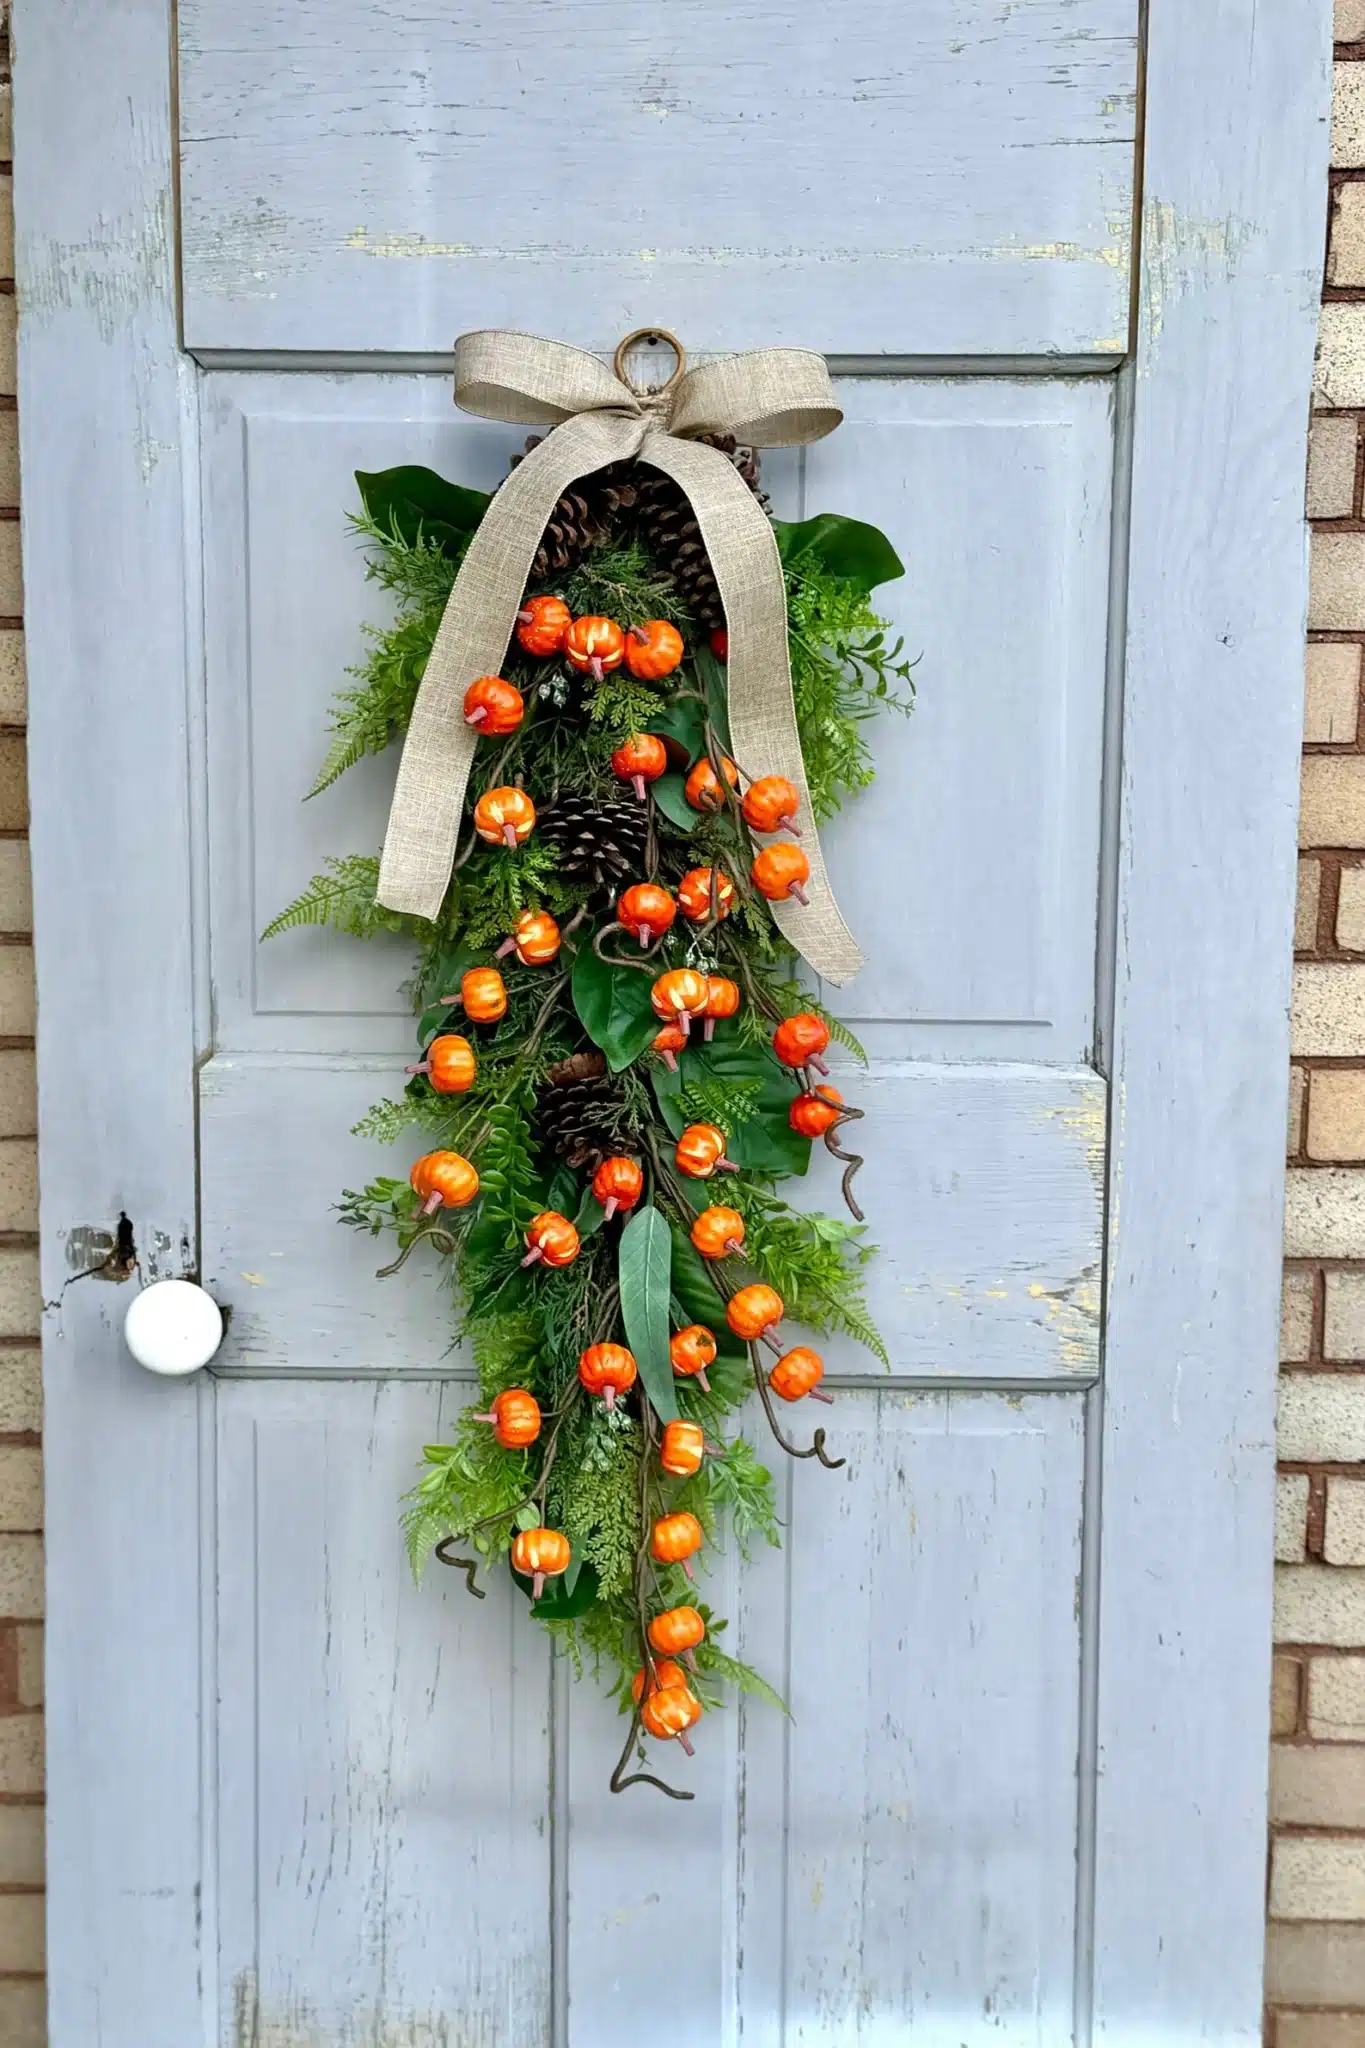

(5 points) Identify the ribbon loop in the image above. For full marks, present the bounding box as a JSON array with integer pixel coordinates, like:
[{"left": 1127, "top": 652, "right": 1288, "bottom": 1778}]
[{"left": 376, "top": 329, "right": 865, "bottom": 986}]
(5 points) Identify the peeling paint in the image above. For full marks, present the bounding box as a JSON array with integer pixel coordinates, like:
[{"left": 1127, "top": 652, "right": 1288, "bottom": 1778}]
[
  {"left": 20, "top": 189, "right": 172, "bottom": 342},
  {"left": 1140, "top": 196, "right": 1256, "bottom": 361},
  {"left": 232, "top": 1970, "right": 539, "bottom": 2047}
]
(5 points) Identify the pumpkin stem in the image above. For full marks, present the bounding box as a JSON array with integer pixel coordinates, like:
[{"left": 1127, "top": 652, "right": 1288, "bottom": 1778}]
[
  {"left": 404, "top": 1062, "right": 432, "bottom": 1076},
  {"left": 788, "top": 883, "right": 810, "bottom": 906},
  {"left": 517, "top": 607, "right": 533, "bottom": 623},
  {"left": 630, "top": 623, "right": 649, "bottom": 644},
  {"left": 715, "top": 1158, "right": 740, "bottom": 1173},
  {"left": 759, "top": 1330, "right": 783, "bottom": 1355},
  {"left": 632, "top": 774, "right": 647, "bottom": 802},
  {"left": 659, "top": 1050, "right": 678, "bottom": 1071},
  {"left": 696, "top": 1368, "right": 711, "bottom": 1393},
  {"left": 638, "top": 929, "right": 650, "bottom": 949},
  {"left": 678, "top": 1013, "right": 691, "bottom": 1035},
  {"left": 520, "top": 1245, "right": 544, "bottom": 1268},
  {"left": 703, "top": 1018, "right": 716, "bottom": 1041},
  {"left": 502, "top": 823, "right": 519, "bottom": 848},
  {"left": 604, "top": 1387, "right": 616, "bottom": 1411},
  {"left": 465, "top": 704, "right": 487, "bottom": 725},
  {"left": 809, "top": 1054, "right": 830, "bottom": 1075},
  {"left": 681, "top": 1558, "right": 694, "bottom": 1579},
  {"left": 422, "top": 1190, "right": 444, "bottom": 1216},
  {"left": 590, "top": 655, "right": 605, "bottom": 682},
  {"left": 677, "top": 1731, "right": 695, "bottom": 1757},
  {"left": 811, "top": 1388, "right": 835, "bottom": 1405},
  {"left": 683, "top": 1648, "right": 697, "bottom": 1671},
  {"left": 532, "top": 1572, "right": 545, "bottom": 1600},
  {"left": 723, "top": 1238, "right": 743, "bottom": 1256},
  {"left": 471, "top": 1411, "right": 498, "bottom": 1424},
  {"left": 603, "top": 1197, "right": 619, "bottom": 1221},
  {"left": 495, "top": 936, "right": 517, "bottom": 958}
]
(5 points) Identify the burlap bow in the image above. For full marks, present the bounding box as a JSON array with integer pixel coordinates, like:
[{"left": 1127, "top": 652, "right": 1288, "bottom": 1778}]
[{"left": 376, "top": 329, "right": 865, "bottom": 984}]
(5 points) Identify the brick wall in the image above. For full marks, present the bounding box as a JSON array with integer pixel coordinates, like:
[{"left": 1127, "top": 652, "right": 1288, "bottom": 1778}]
[{"left": 0, "top": 8, "right": 41, "bottom": 2042}]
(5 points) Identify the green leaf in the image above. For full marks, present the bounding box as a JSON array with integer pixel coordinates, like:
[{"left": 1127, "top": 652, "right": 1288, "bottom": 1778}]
[
  {"left": 774, "top": 512, "right": 905, "bottom": 595},
  {"left": 645, "top": 695, "right": 707, "bottom": 761},
  {"left": 697, "top": 1643, "right": 790, "bottom": 1716},
  {"left": 355, "top": 466, "right": 491, "bottom": 559},
  {"left": 653, "top": 1025, "right": 811, "bottom": 1177},
  {"left": 617, "top": 1205, "right": 679, "bottom": 1422},
  {"left": 546, "top": 1163, "right": 580, "bottom": 1218},
  {"left": 511, "top": 1555, "right": 601, "bottom": 1619},
  {"left": 574, "top": 1189, "right": 608, "bottom": 1239},
  {"left": 649, "top": 773, "right": 699, "bottom": 833},
  {"left": 693, "top": 646, "right": 732, "bottom": 752},
  {"left": 666, "top": 1223, "right": 746, "bottom": 1362},
  {"left": 571, "top": 942, "right": 660, "bottom": 1072}
]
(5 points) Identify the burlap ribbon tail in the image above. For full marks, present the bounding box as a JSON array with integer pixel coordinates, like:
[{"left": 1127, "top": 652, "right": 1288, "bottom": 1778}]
[{"left": 375, "top": 329, "right": 865, "bottom": 985}]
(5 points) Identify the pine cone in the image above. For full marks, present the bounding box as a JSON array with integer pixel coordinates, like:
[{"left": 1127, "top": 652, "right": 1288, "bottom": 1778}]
[
  {"left": 510, "top": 440, "right": 642, "bottom": 582},
  {"left": 535, "top": 1052, "right": 631, "bottom": 1171},
  {"left": 634, "top": 434, "right": 766, "bottom": 629},
  {"left": 538, "top": 790, "right": 649, "bottom": 900}
]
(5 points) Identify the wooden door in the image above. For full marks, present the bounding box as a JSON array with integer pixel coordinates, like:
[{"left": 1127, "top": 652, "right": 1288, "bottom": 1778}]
[{"left": 15, "top": 4, "right": 1328, "bottom": 2043}]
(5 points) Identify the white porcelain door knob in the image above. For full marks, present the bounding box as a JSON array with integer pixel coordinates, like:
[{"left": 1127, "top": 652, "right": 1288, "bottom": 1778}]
[{"left": 123, "top": 1279, "right": 224, "bottom": 1376}]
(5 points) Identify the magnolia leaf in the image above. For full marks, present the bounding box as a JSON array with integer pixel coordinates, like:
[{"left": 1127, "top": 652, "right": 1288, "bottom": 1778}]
[
  {"left": 649, "top": 773, "right": 699, "bottom": 833},
  {"left": 646, "top": 694, "right": 707, "bottom": 762},
  {"left": 667, "top": 1223, "right": 746, "bottom": 1361},
  {"left": 618, "top": 1205, "right": 679, "bottom": 1422},
  {"left": 356, "top": 466, "right": 491, "bottom": 558},
  {"left": 775, "top": 512, "right": 904, "bottom": 595},
  {"left": 693, "top": 645, "right": 732, "bottom": 751},
  {"left": 574, "top": 1189, "right": 608, "bottom": 1239},
  {"left": 571, "top": 942, "right": 660, "bottom": 1072}
]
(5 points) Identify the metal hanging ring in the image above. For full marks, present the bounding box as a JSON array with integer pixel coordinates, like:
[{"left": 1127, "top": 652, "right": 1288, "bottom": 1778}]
[{"left": 613, "top": 327, "right": 687, "bottom": 398}]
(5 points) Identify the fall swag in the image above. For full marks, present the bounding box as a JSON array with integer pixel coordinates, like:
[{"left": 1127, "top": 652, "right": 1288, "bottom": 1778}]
[{"left": 267, "top": 327, "right": 915, "bottom": 1799}]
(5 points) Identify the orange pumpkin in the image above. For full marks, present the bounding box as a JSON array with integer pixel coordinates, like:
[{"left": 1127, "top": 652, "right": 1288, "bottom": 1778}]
[
  {"left": 677, "top": 867, "right": 736, "bottom": 924},
  {"left": 751, "top": 842, "right": 810, "bottom": 905},
  {"left": 649, "top": 1604, "right": 707, "bottom": 1659},
  {"left": 742, "top": 774, "right": 802, "bottom": 836},
  {"left": 472, "top": 1387, "right": 542, "bottom": 1448},
  {"left": 591, "top": 1156, "right": 644, "bottom": 1221},
  {"left": 651, "top": 1024, "right": 688, "bottom": 1071},
  {"left": 790, "top": 1085, "right": 843, "bottom": 1136},
  {"left": 522, "top": 1211, "right": 581, "bottom": 1269},
  {"left": 670, "top": 1324, "right": 717, "bottom": 1392},
  {"left": 727, "top": 1282, "right": 784, "bottom": 1343},
  {"left": 651, "top": 967, "right": 711, "bottom": 1034},
  {"left": 455, "top": 966, "right": 508, "bottom": 1023},
  {"left": 610, "top": 733, "right": 668, "bottom": 803},
  {"left": 578, "top": 1341, "right": 638, "bottom": 1410},
  {"left": 516, "top": 594, "right": 572, "bottom": 658},
  {"left": 474, "top": 785, "right": 537, "bottom": 848},
  {"left": 703, "top": 975, "right": 740, "bottom": 1042},
  {"left": 463, "top": 675, "right": 525, "bottom": 735},
  {"left": 632, "top": 1657, "right": 689, "bottom": 1703},
  {"left": 410, "top": 1150, "right": 480, "bottom": 1215},
  {"left": 691, "top": 1206, "right": 745, "bottom": 1260},
  {"left": 709, "top": 627, "right": 728, "bottom": 661},
  {"left": 660, "top": 1419, "right": 705, "bottom": 1477},
  {"left": 510, "top": 1525, "right": 572, "bottom": 1600},
  {"left": 684, "top": 754, "right": 739, "bottom": 813},
  {"left": 564, "top": 614, "right": 626, "bottom": 681},
  {"left": 674, "top": 1122, "right": 736, "bottom": 1181},
  {"left": 408, "top": 1032, "right": 477, "bottom": 1094},
  {"left": 497, "top": 908, "right": 561, "bottom": 965},
  {"left": 769, "top": 1345, "right": 832, "bottom": 1404},
  {"left": 624, "top": 619, "right": 684, "bottom": 681},
  {"left": 619, "top": 882, "right": 676, "bottom": 948},
  {"left": 773, "top": 1012, "right": 831, "bottom": 1074},
  {"left": 640, "top": 1681, "right": 704, "bottom": 1752},
  {"left": 651, "top": 1509, "right": 704, "bottom": 1578}
]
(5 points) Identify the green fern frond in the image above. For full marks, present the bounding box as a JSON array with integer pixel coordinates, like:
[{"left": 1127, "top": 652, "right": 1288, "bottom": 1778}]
[{"left": 261, "top": 855, "right": 430, "bottom": 943}]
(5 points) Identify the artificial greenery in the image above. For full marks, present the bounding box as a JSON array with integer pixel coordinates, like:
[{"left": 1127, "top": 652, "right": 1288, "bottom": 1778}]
[{"left": 269, "top": 451, "right": 912, "bottom": 1797}]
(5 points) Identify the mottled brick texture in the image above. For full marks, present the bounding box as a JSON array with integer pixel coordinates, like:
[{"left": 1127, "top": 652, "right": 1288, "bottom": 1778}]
[{"left": 1268, "top": 10, "right": 1365, "bottom": 2037}]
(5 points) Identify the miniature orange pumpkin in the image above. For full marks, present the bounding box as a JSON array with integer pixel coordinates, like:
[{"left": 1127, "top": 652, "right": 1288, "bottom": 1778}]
[
  {"left": 651, "top": 1509, "right": 704, "bottom": 1576},
  {"left": 677, "top": 867, "right": 735, "bottom": 924},
  {"left": 660, "top": 1419, "right": 706, "bottom": 1477},
  {"left": 751, "top": 842, "right": 810, "bottom": 905},
  {"left": 649, "top": 1605, "right": 707, "bottom": 1659},
  {"left": 578, "top": 1341, "right": 638, "bottom": 1411},
  {"left": 651, "top": 1024, "right": 688, "bottom": 1071},
  {"left": 407, "top": 1032, "right": 477, "bottom": 1094},
  {"left": 522, "top": 1210, "right": 581, "bottom": 1269},
  {"left": 640, "top": 1680, "right": 703, "bottom": 1752},
  {"left": 473, "top": 785, "right": 537, "bottom": 848},
  {"left": 727, "top": 1282, "right": 784, "bottom": 1343},
  {"left": 611, "top": 733, "right": 668, "bottom": 802},
  {"left": 631, "top": 1657, "right": 689, "bottom": 1703},
  {"left": 564, "top": 614, "right": 626, "bottom": 681},
  {"left": 472, "top": 1388, "right": 542, "bottom": 1448},
  {"left": 515, "top": 594, "right": 572, "bottom": 658},
  {"left": 624, "top": 619, "right": 684, "bottom": 681},
  {"left": 670, "top": 1323, "right": 717, "bottom": 1392},
  {"left": 410, "top": 1151, "right": 480, "bottom": 1215},
  {"left": 651, "top": 967, "right": 711, "bottom": 1034},
  {"left": 454, "top": 966, "right": 508, "bottom": 1023},
  {"left": 510, "top": 1525, "right": 572, "bottom": 1599},
  {"left": 691, "top": 1206, "right": 745, "bottom": 1259},
  {"left": 497, "top": 908, "right": 561, "bottom": 965},
  {"left": 674, "top": 1122, "right": 736, "bottom": 1180},
  {"left": 769, "top": 1345, "right": 832, "bottom": 1404},
  {"left": 463, "top": 675, "right": 525, "bottom": 735},
  {"left": 742, "top": 774, "right": 802, "bottom": 836},
  {"left": 684, "top": 754, "right": 739, "bottom": 813},
  {"left": 789, "top": 1085, "right": 843, "bottom": 1136},
  {"left": 591, "top": 1155, "right": 644, "bottom": 1221},
  {"left": 703, "top": 975, "right": 740, "bottom": 1042},
  {"left": 773, "top": 1012, "right": 831, "bottom": 1074},
  {"left": 619, "top": 882, "right": 676, "bottom": 948},
  {"left": 709, "top": 627, "right": 728, "bottom": 661}
]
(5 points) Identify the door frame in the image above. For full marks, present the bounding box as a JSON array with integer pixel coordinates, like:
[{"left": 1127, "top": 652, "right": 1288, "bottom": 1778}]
[{"left": 14, "top": 2, "right": 1330, "bottom": 2041}]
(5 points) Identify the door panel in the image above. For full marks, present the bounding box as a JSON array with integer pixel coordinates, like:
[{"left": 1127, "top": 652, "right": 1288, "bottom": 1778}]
[{"left": 175, "top": 2, "right": 1139, "bottom": 359}]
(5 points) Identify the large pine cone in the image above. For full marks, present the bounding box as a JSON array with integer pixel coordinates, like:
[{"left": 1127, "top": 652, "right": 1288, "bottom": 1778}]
[
  {"left": 534, "top": 1051, "right": 631, "bottom": 1171},
  {"left": 510, "top": 441, "right": 642, "bottom": 582},
  {"left": 537, "top": 790, "right": 649, "bottom": 900},
  {"left": 634, "top": 434, "right": 766, "bottom": 629}
]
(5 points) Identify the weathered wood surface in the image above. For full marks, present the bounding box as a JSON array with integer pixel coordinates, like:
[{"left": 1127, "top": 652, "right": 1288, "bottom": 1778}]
[
  {"left": 201, "top": 1054, "right": 1104, "bottom": 1382},
  {"left": 176, "top": 1, "right": 1138, "bottom": 358}
]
